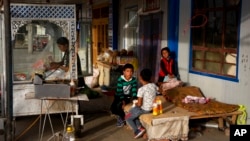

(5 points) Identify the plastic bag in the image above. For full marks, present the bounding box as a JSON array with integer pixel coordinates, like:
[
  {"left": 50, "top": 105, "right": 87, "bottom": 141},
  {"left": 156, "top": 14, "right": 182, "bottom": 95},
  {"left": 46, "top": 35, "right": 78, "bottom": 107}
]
[
  {"left": 161, "top": 78, "right": 183, "bottom": 91},
  {"left": 44, "top": 68, "right": 70, "bottom": 81},
  {"left": 237, "top": 105, "right": 247, "bottom": 125}
]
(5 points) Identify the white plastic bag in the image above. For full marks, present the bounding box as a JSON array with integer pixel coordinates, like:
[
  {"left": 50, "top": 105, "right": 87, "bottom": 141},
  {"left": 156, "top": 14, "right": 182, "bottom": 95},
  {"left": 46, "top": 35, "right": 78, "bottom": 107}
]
[
  {"left": 44, "top": 68, "right": 70, "bottom": 81},
  {"left": 161, "top": 78, "right": 183, "bottom": 91}
]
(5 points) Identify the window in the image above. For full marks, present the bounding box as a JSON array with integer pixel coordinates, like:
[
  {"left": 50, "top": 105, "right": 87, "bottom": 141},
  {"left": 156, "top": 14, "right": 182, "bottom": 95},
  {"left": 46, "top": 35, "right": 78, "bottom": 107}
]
[
  {"left": 191, "top": 0, "right": 241, "bottom": 80},
  {"left": 124, "top": 6, "right": 138, "bottom": 53},
  {"left": 12, "top": 21, "right": 63, "bottom": 82},
  {"left": 79, "top": 21, "right": 93, "bottom": 75}
]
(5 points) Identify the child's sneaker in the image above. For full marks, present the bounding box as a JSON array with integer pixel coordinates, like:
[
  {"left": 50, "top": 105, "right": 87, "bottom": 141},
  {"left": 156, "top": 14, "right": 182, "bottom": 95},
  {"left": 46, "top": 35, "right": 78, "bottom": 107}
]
[
  {"left": 138, "top": 127, "right": 145, "bottom": 132},
  {"left": 134, "top": 128, "right": 145, "bottom": 139},
  {"left": 116, "top": 121, "right": 124, "bottom": 127},
  {"left": 116, "top": 116, "right": 124, "bottom": 127}
]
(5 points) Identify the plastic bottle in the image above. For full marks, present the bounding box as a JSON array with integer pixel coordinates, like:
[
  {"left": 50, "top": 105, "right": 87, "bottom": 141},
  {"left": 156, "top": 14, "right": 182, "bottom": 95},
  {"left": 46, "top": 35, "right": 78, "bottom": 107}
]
[
  {"left": 152, "top": 103, "right": 158, "bottom": 116},
  {"left": 69, "top": 79, "right": 76, "bottom": 97},
  {"left": 156, "top": 98, "right": 163, "bottom": 114},
  {"left": 63, "top": 125, "right": 75, "bottom": 141}
]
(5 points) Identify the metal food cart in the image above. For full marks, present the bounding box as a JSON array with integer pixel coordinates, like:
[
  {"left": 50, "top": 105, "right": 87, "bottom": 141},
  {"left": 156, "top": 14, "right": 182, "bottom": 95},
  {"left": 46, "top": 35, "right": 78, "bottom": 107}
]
[{"left": 10, "top": 4, "right": 79, "bottom": 116}]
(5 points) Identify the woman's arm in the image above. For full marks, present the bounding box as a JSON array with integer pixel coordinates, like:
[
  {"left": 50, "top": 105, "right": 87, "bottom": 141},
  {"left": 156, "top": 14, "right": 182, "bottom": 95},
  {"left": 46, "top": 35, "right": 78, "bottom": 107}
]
[
  {"left": 49, "top": 62, "right": 61, "bottom": 69},
  {"left": 48, "top": 61, "right": 69, "bottom": 72},
  {"left": 48, "top": 51, "right": 70, "bottom": 71}
]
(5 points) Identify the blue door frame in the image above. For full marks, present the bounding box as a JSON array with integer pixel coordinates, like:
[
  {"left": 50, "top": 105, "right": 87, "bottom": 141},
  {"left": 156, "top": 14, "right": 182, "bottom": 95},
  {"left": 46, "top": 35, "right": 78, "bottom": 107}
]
[{"left": 167, "top": 0, "right": 179, "bottom": 60}]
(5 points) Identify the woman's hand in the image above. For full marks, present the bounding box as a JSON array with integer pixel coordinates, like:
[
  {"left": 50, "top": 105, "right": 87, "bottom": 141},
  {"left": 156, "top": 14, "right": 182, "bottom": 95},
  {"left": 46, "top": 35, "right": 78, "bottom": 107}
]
[{"left": 59, "top": 65, "right": 69, "bottom": 72}]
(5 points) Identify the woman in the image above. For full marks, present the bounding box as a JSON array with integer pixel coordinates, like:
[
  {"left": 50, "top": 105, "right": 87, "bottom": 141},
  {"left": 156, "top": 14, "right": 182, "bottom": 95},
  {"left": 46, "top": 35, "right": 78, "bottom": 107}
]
[{"left": 49, "top": 37, "right": 85, "bottom": 87}]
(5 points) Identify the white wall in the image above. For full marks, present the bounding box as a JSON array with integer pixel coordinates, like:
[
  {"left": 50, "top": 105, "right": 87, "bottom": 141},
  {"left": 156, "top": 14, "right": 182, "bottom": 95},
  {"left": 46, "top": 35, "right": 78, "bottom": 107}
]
[
  {"left": 178, "top": 0, "right": 250, "bottom": 123},
  {"left": 178, "top": 1, "right": 191, "bottom": 83}
]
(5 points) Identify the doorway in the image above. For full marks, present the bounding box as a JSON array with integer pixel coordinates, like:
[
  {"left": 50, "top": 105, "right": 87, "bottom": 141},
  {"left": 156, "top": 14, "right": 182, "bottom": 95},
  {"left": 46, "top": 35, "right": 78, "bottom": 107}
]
[
  {"left": 91, "top": 4, "right": 109, "bottom": 65},
  {"left": 138, "top": 12, "right": 163, "bottom": 82},
  {"left": 92, "top": 18, "right": 108, "bottom": 64}
]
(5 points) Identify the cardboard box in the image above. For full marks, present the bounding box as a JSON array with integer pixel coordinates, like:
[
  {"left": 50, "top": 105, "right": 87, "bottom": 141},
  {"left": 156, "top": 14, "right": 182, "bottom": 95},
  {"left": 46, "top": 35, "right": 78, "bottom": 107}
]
[
  {"left": 33, "top": 73, "right": 71, "bottom": 98},
  {"left": 116, "top": 56, "right": 137, "bottom": 65}
]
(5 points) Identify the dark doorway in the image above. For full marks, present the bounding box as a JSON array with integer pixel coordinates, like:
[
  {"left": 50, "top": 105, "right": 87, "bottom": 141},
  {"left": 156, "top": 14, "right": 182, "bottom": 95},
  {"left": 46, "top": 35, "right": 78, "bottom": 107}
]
[{"left": 138, "top": 12, "right": 163, "bottom": 82}]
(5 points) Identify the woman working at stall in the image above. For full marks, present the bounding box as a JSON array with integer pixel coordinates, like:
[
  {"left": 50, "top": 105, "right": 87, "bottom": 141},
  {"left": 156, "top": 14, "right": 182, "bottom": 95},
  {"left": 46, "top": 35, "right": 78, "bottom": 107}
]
[
  {"left": 49, "top": 37, "right": 85, "bottom": 87},
  {"left": 49, "top": 37, "right": 99, "bottom": 101}
]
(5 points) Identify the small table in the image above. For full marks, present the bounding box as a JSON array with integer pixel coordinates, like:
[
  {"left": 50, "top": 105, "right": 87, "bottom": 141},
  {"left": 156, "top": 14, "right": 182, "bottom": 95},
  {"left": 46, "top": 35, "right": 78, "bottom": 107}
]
[{"left": 38, "top": 94, "right": 89, "bottom": 141}]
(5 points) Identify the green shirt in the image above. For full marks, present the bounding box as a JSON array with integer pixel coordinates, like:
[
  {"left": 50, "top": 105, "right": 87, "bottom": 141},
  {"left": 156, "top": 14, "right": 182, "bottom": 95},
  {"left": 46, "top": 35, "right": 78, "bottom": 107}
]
[{"left": 116, "top": 75, "right": 137, "bottom": 100}]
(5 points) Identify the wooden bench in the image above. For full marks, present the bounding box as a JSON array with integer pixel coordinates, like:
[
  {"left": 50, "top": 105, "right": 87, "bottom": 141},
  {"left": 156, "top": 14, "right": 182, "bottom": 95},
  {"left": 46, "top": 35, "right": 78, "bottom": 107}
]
[{"left": 124, "top": 96, "right": 191, "bottom": 141}]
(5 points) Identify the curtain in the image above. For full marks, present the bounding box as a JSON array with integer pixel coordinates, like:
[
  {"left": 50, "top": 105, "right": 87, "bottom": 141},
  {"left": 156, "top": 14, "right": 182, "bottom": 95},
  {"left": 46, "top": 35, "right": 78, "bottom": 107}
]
[{"left": 138, "top": 12, "right": 163, "bottom": 83}]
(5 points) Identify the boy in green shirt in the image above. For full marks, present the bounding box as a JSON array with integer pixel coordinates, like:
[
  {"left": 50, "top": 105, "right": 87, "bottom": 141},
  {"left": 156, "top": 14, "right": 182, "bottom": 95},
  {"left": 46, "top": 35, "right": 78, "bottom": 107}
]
[{"left": 110, "top": 63, "right": 137, "bottom": 127}]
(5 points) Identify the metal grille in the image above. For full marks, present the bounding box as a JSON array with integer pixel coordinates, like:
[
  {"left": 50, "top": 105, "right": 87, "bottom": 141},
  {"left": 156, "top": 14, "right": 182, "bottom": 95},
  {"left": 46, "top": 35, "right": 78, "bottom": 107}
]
[
  {"left": 10, "top": 4, "right": 78, "bottom": 80},
  {"left": 10, "top": 4, "right": 75, "bottom": 19}
]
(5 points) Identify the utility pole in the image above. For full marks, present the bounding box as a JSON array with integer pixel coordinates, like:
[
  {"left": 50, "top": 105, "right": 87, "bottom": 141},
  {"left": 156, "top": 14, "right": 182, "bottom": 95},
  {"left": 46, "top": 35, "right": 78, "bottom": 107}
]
[{"left": 3, "top": 0, "right": 14, "bottom": 140}]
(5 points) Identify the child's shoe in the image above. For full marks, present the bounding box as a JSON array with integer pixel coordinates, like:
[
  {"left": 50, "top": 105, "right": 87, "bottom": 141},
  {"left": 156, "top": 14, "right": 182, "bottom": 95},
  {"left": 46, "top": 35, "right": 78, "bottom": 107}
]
[
  {"left": 116, "top": 116, "right": 124, "bottom": 127},
  {"left": 134, "top": 127, "right": 145, "bottom": 139},
  {"left": 138, "top": 127, "right": 145, "bottom": 132}
]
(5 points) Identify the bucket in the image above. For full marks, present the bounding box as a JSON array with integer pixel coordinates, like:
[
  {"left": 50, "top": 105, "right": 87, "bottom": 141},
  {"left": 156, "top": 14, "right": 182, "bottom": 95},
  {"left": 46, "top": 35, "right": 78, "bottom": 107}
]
[{"left": 71, "top": 115, "right": 84, "bottom": 138}]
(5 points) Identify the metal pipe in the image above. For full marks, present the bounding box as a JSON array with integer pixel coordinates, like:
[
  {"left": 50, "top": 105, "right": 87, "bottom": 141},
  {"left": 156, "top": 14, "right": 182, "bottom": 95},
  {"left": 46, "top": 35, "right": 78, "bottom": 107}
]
[
  {"left": 3, "top": 0, "right": 14, "bottom": 140},
  {"left": 0, "top": 4, "right": 5, "bottom": 118}
]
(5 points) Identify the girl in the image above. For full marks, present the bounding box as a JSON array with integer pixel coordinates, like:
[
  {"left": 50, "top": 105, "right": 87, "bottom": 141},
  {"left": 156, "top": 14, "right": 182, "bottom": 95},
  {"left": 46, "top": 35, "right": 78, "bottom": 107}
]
[{"left": 158, "top": 47, "right": 176, "bottom": 83}]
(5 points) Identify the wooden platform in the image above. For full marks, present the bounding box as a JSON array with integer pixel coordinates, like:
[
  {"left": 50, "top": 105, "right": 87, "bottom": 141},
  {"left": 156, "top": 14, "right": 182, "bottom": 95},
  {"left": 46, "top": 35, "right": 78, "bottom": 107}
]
[
  {"left": 160, "top": 86, "right": 242, "bottom": 130},
  {"left": 190, "top": 110, "right": 242, "bottom": 130}
]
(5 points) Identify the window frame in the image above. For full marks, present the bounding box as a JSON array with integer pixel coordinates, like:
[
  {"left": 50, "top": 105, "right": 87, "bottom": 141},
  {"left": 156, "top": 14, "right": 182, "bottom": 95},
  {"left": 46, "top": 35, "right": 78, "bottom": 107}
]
[
  {"left": 123, "top": 6, "right": 139, "bottom": 52},
  {"left": 79, "top": 21, "right": 93, "bottom": 76},
  {"left": 189, "top": 0, "right": 241, "bottom": 82}
]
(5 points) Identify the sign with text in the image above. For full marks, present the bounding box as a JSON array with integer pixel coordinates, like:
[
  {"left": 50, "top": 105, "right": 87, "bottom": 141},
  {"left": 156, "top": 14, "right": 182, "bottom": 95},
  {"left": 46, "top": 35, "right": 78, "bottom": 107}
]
[{"left": 230, "top": 125, "right": 250, "bottom": 141}]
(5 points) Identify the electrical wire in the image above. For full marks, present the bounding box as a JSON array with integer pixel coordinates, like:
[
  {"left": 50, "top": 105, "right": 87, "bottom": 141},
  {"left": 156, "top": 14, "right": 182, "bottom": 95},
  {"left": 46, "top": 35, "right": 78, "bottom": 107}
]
[
  {"left": 190, "top": 14, "right": 208, "bottom": 28},
  {"left": 183, "top": 13, "right": 208, "bottom": 35},
  {"left": 14, "top": 115, "right": 41, "bottom": 141}
]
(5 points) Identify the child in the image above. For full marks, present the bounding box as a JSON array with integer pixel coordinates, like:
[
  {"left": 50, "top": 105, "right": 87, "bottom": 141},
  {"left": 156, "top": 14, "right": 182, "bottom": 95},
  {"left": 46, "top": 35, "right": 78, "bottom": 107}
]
[
  {"left": 110, "top": 63, "right": 137, "bottom": 127},
  {"left": 158, "top": 47, "right": 177, "bottom": 83},
  {"left": 125, "top": 68, "right": 158, "bottom": 139}
]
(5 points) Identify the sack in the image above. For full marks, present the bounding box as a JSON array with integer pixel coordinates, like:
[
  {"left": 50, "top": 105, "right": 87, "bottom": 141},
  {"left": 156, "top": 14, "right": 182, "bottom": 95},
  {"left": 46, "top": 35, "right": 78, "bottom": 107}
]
[
  {"left": 44, "top": 68, "right": 70, "bottom": 81},
  {"left": 84, "top": 67, "right": 100, "bottom": 88},
  {"left": 78, "top": 86, "right": 100, "bottom": 99}
]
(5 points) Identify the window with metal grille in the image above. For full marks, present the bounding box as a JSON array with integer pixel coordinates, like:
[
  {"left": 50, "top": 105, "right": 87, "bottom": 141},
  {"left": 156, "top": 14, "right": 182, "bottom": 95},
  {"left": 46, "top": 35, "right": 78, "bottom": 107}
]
[{"left": 190, "top": 0, "right": 241, "bottom": 81}]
